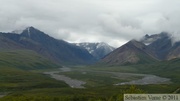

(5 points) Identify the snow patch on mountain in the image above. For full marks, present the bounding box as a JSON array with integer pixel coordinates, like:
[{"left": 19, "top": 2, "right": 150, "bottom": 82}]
[
  {"left": 12, "top": 26, "right": 32, "bottom": 35},
  {"left": 74, "top": 42, "right": 115, "bottom": 59}
]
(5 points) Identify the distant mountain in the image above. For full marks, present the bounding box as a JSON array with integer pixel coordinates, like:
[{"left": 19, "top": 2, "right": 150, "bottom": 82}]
[
  {"left": 140, "top": 32, "right": 180, "bottom": 60},
  {"left": 2, "top": 27, "right": 180, "bottom": 66},
  {"left": 141, "top": 32, "right": 173, "bottom": 60},
  {"left": 100, "top": 32, "right": 180, "bottom": 65},
  {"left": 74, "top": 42, "right": 115, "bottom": 59},
  {"left": 140, "top": 32, "right": 171, "bottom": 45},
  {"left": 0, "top": 27, "right": 95, "bottom": 65},
  {"left": 100, "top": 40, "right": 157, "bottom": 65}
]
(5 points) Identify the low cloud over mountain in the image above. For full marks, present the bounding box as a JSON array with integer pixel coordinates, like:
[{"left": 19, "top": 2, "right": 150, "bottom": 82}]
[{"left": 100, "top": 32, "right": 180, "bottom": 65}]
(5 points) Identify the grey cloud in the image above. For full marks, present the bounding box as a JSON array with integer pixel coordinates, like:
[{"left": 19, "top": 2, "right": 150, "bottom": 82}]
[
  {"left": 98, "top": 13, "right": 143, "bottom": 40},
  {"left": 1, "top": 0, "right": 180, "bottom": 47}
]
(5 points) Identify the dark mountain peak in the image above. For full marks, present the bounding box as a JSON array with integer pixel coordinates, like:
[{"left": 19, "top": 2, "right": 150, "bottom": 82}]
[
  {"left": 128, "top": 39, "right": 139, "bottom": 44},
  {"left": 158, "top": 32, "right": 172, "bottom": 40},
  {"left": 145, "top": 34, "right": 149, "bottom": 37},
  {"left": 126, "top": 39, "right": 137, "bottom": 46},
  {"left": 22, "top": 26, "right": 43, "bottom": 35},
  {"left": 126, "top": 39, "right": 146, "bottom": 50},
  {"left": 12, "top": 26, "right": 39, "bottom": 35},
  {"left": 141, "top": 32, "right": 171, "bottom": 45},
  {"left": 20, "top": 27, "right": 52, "bottom": 41},
  {"left": 27, "top": 26, "right": 36, "bottom": 30},
  {"left": 25, "top": 26, "right": 45, "bottom": 34},
  {"left": 159, "top": 31, "right": 169, "bottom": 36}
]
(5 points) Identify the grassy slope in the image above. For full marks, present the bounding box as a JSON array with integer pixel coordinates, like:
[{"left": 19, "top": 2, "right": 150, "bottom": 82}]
[
  {"left": 0, "top": 68, "right": 68, "bottom": 91},
  {"left": 0, "top": 50, "right": 68, "bottom": 92},
  {"left": 0, "top": 50, "right": 60, "bottom": 70}
]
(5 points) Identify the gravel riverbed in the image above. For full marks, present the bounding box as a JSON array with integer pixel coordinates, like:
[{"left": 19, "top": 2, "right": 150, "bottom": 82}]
[
  {"left": 44, "top": 67, "right": 171, "bottom": 88},
  {"left": 44, "top": 67, "right": 86, "bottom": 88}
]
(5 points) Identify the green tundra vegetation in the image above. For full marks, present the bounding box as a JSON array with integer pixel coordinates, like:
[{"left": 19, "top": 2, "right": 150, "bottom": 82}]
[
  {"left": 0, "top": 51, "right": 179, "bottom": 101},
  {"left": 0, "top": 85, "right": 145, "bottom": 101}
]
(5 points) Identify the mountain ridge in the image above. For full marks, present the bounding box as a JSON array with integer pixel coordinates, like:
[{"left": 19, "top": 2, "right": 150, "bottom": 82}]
[
  {"left": 1, "top": 27, "right": 180, "bottom": 66},
  {"left": 0, "top": 27, "right": 96, "bottom": 65},
  {"left": 100, "top": 32, "right": 180, "bottom": 65},
  {"left": 100, "top": 40, "right": 157, "bottom": 65}
]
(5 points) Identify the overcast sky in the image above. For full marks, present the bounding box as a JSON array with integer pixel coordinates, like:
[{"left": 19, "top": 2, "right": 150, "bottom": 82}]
[{"left": 0, "top": 0, "right": 180, "bottom": 47}]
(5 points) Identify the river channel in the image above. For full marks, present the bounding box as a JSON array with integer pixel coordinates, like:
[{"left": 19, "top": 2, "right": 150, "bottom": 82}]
[
  {"left": 44, "top": 67, "right": 171, "bottom": 88},
  {"left": 43, "top": 67, "right": 86, "bottom": 88}
]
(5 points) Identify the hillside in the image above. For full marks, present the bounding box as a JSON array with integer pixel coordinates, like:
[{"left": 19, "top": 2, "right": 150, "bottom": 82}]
[
  {"left": 144, "top": 32, "right": 172, "bottom": 60},
  {"left": 99, "top": 40, "right": 157, "bottom": 65},
  {"left": 100, "top": 32, "right": 180, "bottom": 65},
  {"left": 0, "top": 27, "right": 96, "bottom": 65},
  {"left": 0, "top": 34, "right": 24, "bottom": 50},
  {"left": 0, "top": 49, "right": 69, "bottom": 93},
  {"left": 0, "top": 50, "right": 59, "bottom": 70}
]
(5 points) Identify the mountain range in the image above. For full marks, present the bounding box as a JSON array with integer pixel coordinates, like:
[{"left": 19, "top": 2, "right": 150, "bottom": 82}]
[
  {"left": 0, "top": 27, "right": 116, "bottom": 65},
  {"left": 100, "top": 32, "right": 180, "bottom": 65},
  {"left": 0, "top": 27, "right": 95, "bottom": 65},
  {"left": 1, "top": 27, "right": 180, "bottom": 66}
]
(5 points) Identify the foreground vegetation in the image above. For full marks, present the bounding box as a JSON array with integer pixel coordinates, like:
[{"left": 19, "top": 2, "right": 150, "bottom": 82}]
[{"left": 2, "top": 85, "right": 178, "bottom": 101}]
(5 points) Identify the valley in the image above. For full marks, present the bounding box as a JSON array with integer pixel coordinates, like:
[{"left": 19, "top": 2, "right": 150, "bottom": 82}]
[
  {"left": 49, "top": 66, "right": 170, "bottom": 87},
  {"left": 2, "top": 0, "right": 180, "bottom": 100},
  {"left": 0, "top": 64, "right": 179, "bottom": 101},
  {"left": 0, "top": 28, "right": 179, "bottom": 101}
]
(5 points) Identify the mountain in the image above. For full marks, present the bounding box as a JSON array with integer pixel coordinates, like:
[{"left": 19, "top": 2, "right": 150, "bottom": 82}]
[
  {"left": 0, "top": 35, "right": 21, "bottom": 50},
  {"left": 141, "top": 32, "right": 173, "bottom": 60},
  {"left": 166, "top": 42, "right": 180, "bottom": 60},
  {"left": 0, "top": 27, "right": 95, "bottom": 65},
  {"left": 140, "top": 32, "right": 180, "bottom": 60},
  {"left": 100, "top": 32, "right": 180, "bottom": 65},
  {"left": 140, "top": 32, "right": 170, "bottom": 45},
  {"left": 74, "top": 42, "right": 115, "bottom": 59},
  {"left": 99, "top": 40, "right": 157, "bottom": 65}
]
